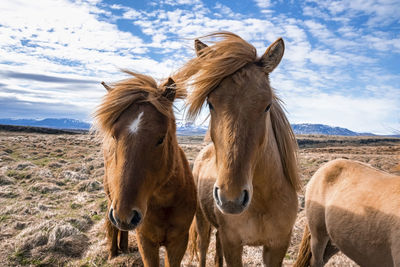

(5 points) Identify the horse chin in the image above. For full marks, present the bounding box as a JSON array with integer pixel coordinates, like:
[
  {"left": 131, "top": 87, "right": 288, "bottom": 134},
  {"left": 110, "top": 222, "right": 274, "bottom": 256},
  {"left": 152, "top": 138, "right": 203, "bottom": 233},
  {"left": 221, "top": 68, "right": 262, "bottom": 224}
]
[
  {"left": 115, "top": 221, "right": 142, "bottom": 231},
  {"left": 215, "top": 198, "right": 251, "bottom": 215}
]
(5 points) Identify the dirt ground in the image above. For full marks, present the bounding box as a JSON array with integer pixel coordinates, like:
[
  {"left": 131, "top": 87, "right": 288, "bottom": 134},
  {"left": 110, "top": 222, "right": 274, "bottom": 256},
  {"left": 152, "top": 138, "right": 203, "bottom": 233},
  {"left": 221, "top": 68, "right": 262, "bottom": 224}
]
[{"left": 0, "top": 131, "right": 399, "bottom": 266}]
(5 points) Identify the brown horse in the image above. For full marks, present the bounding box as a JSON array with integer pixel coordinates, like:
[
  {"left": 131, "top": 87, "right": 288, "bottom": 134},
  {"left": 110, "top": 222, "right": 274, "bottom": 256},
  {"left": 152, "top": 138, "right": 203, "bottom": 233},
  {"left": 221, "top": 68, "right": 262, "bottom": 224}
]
[
  {"left": 294, "top": 158, "right": 400, "bottom": 267},
  {"left": 176, "top": 32, "right": 301, "bottom": 266},
  {"left": 93, "top": 71, "right": 196, "bottom": 266}
]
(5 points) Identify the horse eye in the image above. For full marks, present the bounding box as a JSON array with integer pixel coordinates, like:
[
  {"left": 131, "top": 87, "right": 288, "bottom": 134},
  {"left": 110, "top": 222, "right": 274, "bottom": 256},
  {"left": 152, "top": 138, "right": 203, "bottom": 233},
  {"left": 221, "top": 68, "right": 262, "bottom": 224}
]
[
  {"left": 264, "top": 104, "right": 271, "bottom": 113},
  {"left": 156, "top": 136, "right": 165, "bottom": 146},
  {"left": 208, "top": 102, "right": 214, "bottom": 111}
]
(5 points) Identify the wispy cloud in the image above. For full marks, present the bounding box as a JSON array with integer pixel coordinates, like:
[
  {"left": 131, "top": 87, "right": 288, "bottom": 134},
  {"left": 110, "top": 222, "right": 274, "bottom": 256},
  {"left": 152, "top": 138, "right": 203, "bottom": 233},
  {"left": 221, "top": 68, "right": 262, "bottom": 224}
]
[{"left": 2, "top": 71, "right": 98, "bottom": 84}]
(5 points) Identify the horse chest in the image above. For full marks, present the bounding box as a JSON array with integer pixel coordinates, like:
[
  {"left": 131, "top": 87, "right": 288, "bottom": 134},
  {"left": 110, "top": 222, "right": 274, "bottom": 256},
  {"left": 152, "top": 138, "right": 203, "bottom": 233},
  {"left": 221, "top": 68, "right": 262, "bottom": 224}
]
[{"left": 221, "top": 213, "right": 284, "bottom": 246}]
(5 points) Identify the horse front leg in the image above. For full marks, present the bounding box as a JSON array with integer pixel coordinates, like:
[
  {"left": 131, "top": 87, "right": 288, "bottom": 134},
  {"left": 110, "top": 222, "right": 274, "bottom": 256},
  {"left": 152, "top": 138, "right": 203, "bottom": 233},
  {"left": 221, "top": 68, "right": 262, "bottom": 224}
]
[
  {"left": 118, "top": 230, "right": 129, "bottom": 253},
  {"left": 105, "top": 216, "right": 119, "bottom": 259},
  {"left": 164, "top": 231, "right": 189, "bottom": 267},
  {"left": 214, "top": 229, "right": 223, "bottom": 267},
  {"left": 219, "top": 230, "right": 243, "bottom": 267},
  {"left": 262, "top": 243, "right": 289, "bottom": 267},
  {"left": 136, "top": 232, "right": 160, "bottom": 267},
  {"left": 195, "top": 208, "right": 212, "bottom": 267}
]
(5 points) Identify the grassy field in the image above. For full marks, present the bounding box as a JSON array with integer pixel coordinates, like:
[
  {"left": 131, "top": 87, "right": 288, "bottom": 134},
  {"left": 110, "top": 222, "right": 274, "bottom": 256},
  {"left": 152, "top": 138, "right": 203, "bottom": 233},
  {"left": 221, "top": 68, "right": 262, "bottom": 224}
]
[{"left": 0, "top": 130, "right": 399, "bottom": 266}]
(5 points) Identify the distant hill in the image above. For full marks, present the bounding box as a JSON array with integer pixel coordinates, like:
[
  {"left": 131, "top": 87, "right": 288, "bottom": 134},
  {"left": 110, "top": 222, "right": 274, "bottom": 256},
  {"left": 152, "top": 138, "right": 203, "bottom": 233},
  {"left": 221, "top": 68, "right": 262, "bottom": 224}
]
[
  {"left": 0, "top": 124, "right": 84, "bottom": 134},
  {"left": 176, "top": 121, "right": 208, "bottom": 136},
  {"left": 0, "top": 118, "right": 90, "bottom": 130},
  {"left": 175, "top": 122, "right": 377, "bottom": 136},
  {"left": 0, "top": 118, "right": 390, "bottom": 136},
  {"left": 291, "top": 123, "right": 375, "bottom": 136}
]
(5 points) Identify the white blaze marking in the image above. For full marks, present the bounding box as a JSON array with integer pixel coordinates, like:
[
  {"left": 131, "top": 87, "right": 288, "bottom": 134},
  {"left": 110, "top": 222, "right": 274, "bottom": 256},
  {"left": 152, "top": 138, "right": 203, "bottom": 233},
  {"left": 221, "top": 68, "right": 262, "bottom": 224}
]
[{"left": 129, "top": 111, "right": 144, "bottom": 134}]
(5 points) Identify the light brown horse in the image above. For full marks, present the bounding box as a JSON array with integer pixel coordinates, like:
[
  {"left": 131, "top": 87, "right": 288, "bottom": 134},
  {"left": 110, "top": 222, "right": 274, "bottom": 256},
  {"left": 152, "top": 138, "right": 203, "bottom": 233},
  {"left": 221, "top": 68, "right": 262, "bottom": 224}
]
[
  {"left": 176, "top": 32, "right": 301, "bottom": 266},
  {"left": 93, "top": 71, "right": 196, "bottom": 266},
  {"left": 294, "top": 158, "right": 400, "bottom": 267}
]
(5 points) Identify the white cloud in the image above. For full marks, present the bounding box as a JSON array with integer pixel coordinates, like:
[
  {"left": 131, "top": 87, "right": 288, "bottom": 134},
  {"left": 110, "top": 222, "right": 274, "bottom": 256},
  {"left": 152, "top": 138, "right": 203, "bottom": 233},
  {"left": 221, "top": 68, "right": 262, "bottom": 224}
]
[
  {"left": 305, "top": 0, "right": 400, "bottom": 27},
  {"left": 285, "top": 93, "right": 400, "bottom": 134},
  {"left": 304, "top": 20, "right": 333, "bottom": 39},
  {"left": 253, "top": 0, "right": 272, "bottom": 9},
  {"left": 214, "top": 3, "right": 236, "bottom": 17}
]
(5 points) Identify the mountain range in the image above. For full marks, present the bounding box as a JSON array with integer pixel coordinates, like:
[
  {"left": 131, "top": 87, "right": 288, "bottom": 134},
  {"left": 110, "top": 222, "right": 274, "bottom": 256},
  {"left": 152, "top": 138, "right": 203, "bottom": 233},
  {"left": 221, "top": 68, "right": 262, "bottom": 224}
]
[{"left": 0, "top": 118, "right": 382, "bottom": 136}]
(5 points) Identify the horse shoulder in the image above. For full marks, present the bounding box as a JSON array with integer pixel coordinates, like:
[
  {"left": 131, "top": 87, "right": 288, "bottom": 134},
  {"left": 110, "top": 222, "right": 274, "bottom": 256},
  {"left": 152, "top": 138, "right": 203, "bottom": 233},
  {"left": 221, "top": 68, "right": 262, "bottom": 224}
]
[
  {"left": 192, "top": 143, "right": 216, "bottom": 181},
  {"left": 193, "top": 143, "right": 219, "bottom": 227}
]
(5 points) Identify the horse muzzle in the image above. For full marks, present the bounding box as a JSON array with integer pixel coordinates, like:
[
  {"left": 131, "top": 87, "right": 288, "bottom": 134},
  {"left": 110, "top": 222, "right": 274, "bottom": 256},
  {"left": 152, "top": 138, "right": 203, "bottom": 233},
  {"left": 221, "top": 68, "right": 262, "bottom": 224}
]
[
  {"left": 213, "top": 185, "right": 250, "bottom": 214},
  {"left": 108, "top": 207, "right": 143, "bottom": 231}
]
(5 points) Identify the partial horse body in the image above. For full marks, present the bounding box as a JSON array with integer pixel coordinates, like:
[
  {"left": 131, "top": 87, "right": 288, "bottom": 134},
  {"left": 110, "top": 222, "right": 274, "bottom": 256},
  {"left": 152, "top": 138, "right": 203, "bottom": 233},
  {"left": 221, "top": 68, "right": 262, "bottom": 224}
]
[
  {"left": 294, "top": 159, "right": 400, "bottom": 267},
  {"left": 176, "top": 32, "right": 301, "bottom": 266},
  {"left": 94, "top": 71, "right": 196, "bottom": 266}
]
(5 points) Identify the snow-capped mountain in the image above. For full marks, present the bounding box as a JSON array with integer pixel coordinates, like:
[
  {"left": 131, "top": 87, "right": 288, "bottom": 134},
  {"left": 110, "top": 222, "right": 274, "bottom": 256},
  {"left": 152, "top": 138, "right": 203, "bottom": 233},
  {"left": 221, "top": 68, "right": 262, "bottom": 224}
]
[
  {"left": 0, "top": 118, "right": 91, "bottom": 130},
  {"left": 0, "top": 118, "right": 382, "bottom": 136},
  {"left": 176, "top": 121, "right": 208, "bottom": 135}
]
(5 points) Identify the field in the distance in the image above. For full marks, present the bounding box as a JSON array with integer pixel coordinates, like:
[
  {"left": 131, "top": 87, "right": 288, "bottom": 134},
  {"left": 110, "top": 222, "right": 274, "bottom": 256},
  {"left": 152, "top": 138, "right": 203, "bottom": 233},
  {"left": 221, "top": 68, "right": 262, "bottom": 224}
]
[{"left": 0, "top": 129, "right": 399, "bottom": 266}]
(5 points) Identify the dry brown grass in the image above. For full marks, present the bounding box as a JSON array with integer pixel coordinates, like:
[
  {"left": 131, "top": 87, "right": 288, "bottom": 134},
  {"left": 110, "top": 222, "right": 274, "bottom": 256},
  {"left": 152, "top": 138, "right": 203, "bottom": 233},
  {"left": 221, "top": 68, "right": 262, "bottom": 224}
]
[{"left": 0, "top": 131, "right": 399, "bottom": 266}]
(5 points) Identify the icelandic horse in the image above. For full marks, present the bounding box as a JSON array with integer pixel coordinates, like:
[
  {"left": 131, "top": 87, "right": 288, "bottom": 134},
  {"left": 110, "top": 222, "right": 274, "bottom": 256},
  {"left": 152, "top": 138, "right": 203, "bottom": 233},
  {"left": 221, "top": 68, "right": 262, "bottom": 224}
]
[
  {"left": 294, "top": 158, "right": 400, "bottom": 267},
  {"left": 93, "top": 71, "right": 196, "bottom": 266},
  {"left": 176, "top": 32, "right": 301, "bottom": 266}
]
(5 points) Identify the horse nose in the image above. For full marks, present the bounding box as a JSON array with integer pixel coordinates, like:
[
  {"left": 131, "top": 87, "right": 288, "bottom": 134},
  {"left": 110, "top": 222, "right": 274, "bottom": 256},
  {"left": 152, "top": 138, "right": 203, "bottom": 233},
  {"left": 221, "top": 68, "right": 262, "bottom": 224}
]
[
  {"left": 213, "top": 186, "right": 250, "bottom": 214},
  {"left": 130, "top": 209, "right": 142, "bottom": 226},
  {"left": 108, "top": 207, "right": 142, "bottom": 230},
  {"left": 108, "top": 207, "right": 119, "bottom": 226}
]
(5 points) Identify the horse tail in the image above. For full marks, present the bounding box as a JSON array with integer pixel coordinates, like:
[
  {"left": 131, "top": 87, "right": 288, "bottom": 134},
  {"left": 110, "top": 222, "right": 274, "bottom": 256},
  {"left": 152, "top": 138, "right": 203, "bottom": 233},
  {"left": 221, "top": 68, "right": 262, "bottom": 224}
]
[
  {"left": 293, "top": 223, "right": 312, "bottom": 267},
  {"left": 187, "top": 218, "right": 199, "bottom": 261}
]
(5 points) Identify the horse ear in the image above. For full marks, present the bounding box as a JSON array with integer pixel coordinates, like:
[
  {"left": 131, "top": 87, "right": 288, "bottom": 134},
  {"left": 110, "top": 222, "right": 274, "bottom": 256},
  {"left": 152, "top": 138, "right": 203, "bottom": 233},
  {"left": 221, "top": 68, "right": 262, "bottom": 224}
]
[
  {"left": 195, "top": 39, "right": 208, "bottom": 57},
  {"left": 101, "top": 81, "right": 112, "bottom": 92},
  {"left": 162, "top": 77, "right": 176, "bottom": 102},
  {"left": 260, "top": 38, "right": 284, "bottom": 73}
]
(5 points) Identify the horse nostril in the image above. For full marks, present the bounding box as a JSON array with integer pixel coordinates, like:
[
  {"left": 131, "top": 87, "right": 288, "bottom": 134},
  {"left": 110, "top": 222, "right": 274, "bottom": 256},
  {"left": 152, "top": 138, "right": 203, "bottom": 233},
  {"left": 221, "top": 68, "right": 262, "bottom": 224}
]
[
  {"left": 213, "top": 186, "right": 221, "bottom": 206},
  {"left": 130, "top": 210, "right": 142, "bottom": 226},
  {"left": 108, "top": 207, "right": 117, "bottom": 226},
  {"left": 240, "top": 190, "right": 250, "bottom": 207}
]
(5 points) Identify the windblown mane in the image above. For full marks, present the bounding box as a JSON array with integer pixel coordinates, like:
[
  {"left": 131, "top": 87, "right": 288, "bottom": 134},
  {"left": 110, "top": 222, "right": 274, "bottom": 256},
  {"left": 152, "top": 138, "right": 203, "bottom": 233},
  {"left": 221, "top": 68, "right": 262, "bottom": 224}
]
[
  {"left": 176, "top": 31, "right": 301, "bottom": 191},
  {"left": 93, "top": 70, "right": 185, "bottom": 137},
  {"left": 270, "top": 96, "right": 301, "bottom": 191},
  {"left": 175, "top": 32, "right": 258, "bottom": 119}
]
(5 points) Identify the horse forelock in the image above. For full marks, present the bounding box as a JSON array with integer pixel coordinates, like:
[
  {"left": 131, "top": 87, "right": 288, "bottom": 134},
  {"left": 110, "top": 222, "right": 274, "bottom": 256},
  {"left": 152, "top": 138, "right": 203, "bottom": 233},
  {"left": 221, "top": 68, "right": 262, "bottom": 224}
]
[
  {"left": 175, "top": 32, "right": 258, "bottom": 120},
  {"left": 93, "top": 71, "right": 183, "bottom": 138}
]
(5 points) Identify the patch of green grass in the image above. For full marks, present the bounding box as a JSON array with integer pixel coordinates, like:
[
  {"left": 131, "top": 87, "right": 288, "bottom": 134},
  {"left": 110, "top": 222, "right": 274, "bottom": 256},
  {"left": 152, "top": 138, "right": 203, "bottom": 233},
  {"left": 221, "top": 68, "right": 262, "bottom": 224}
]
[
  {"left": 70, "top": 203, "right": 83, "bottom": 209},
  {"left": 6, "top": 170, "right": 18, "bottom": 177},
  {"left": 92, "top": 214, "right": 102, "bottom": 221},
  {"left": 6, "top": 170, "right": 31, "bottom": 179},
  {"left": 32, "top": 157, "right": 51, "bottom": 167},
  {"left": 10, "top": 250, "right": 43, "bottom": 266},
  {"left": 75, "top": 256, "right": 109, "bottom": 267},
  {"left": 0, "top": 214, "right": 10, "bottom": 222},
  {"left": 98, "top": 199, "right": 107, "bottom": 213}
]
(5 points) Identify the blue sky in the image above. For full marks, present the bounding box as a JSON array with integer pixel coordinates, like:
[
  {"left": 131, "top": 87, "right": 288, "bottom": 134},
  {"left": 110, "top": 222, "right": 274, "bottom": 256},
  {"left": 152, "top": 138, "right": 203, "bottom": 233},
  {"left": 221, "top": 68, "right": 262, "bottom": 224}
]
[{"left": 0, "top": 0, "right": 399, "bottom": 134}]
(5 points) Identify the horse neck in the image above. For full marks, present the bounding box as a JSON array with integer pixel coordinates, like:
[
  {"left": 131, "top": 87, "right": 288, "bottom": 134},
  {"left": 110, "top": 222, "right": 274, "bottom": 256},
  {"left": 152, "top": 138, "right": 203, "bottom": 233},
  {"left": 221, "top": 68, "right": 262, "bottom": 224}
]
[{"left": 253, "top": 116, "right": 288, "bottom": 192}]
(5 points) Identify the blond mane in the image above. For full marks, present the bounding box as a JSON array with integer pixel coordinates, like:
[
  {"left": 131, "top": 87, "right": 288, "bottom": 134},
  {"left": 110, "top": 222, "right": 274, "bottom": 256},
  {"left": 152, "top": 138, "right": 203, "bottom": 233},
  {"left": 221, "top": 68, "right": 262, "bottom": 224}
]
[
  {"left": 175, "top": 32, "right": 258, "bottom": 119},
  {"left": 93, "top": 70, "right": 185, "bottom": 137},
  {"left": 176, "top": 31, "right": 301, "bottom": 191},
  {"left": 270, "top": 96, "right": 301, "bottom": 191}
]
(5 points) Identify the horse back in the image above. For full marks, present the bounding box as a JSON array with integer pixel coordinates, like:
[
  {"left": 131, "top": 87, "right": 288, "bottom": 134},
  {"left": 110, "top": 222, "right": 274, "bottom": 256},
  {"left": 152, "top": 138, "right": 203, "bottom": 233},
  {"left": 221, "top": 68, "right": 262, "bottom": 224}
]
[
  {"left": 306, "top": 158, "right": 400, "bottom": 207},
  {"left": 306, "top": 158, "right": 400, "bottom": 266}
]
